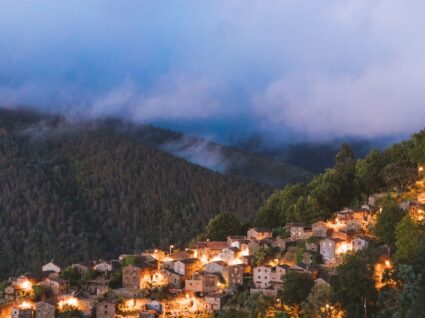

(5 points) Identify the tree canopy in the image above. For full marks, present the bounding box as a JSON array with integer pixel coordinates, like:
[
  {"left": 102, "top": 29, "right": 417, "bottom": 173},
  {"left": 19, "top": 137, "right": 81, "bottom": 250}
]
[{"left": 204, "top": 212, "right": 243, "bottom": 241}]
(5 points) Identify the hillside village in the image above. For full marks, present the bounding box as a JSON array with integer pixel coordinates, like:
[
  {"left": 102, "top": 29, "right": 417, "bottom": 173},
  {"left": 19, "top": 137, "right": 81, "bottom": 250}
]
[{"left": 2, "top": 180, "right": 425, "bottom": 318}]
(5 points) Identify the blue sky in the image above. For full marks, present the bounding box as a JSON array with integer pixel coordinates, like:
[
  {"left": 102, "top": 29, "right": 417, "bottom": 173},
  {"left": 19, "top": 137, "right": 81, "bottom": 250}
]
[{"left": 0, "top": 0, "right": 424, "bottom": 143}]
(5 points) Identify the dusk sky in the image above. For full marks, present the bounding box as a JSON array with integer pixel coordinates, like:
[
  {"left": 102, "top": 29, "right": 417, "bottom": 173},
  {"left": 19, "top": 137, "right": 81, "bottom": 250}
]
[{"left": 0, "top": 0, "right": 424, "bottom": 143}]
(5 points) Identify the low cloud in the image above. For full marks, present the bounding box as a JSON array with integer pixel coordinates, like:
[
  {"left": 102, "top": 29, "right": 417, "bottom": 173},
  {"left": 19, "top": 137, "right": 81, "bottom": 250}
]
[
  {"left": 161, "top": 137, "right": 230, "bottom": 173},
  {"left": 90, "top": 74, "right": 219, "bottom": 122},
  {"left": 0, "top": 1, "right": 425, "bottom": 143}
]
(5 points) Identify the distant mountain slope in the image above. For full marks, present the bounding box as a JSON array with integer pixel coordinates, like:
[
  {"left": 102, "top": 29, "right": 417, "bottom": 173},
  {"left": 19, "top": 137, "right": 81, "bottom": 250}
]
[
  {"left": 0, "top": 109, "right": 314, "bottom": 188},
  {"left": 0, "top": 108, "right": 270, "bottom": 279},
  {"left": 98, "top": 119, "right": 314, "bottom": 187}
]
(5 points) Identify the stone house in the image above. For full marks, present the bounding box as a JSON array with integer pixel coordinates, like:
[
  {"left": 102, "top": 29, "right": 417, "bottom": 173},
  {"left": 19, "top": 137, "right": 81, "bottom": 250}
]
[
  {"left": 247, "top": 228, "right": 272, "bottom": 241},
  {"left": 227, "top": 236, "right": 248, "bottom": 249},
  {"left": 86, "top": 276, "right": 109, "bottom": 295},
  {"left": 174, "top": 259, "right": 201, "bottom": 279},
  {"left": 158, "top": 269, "right": 184, "bottom": 289},
  {"left": 93, "top": 261, "right": 113, "bottom": 273},
  {"left": 191, "top": 241, "right": 227, "bottom": 261},
  {"left": 185, "top": 273, "right": 219, "bottom": 294},
  {"left": 96, "top": 301, "right": 116, "bottom": 318},
  {"left": 40, "top": 277, "right": 69, "bottom": 295},
  {"left": 289, "top": 223, "right": 313, "bottom": 240},
  {"left": 122, "top": 264, "right": 156, "bottom": 289},
  {"left": 205, "top": 293, "right": 228, "bottom": 311},
  {"left": 4, "top": 285, "right": 17, "bottom": 300},
  {"left": 205, "top": 261, "right": 228, "bottom": 274},
  {"left": 35, "top": 302, "right": 55, "bottom": 318},
  {"left": 11, "top": 307, "right": 34, "bottom": 318},
  {"left": 222, "top": 265, "right": 244, "bottom": 287},
  {"left": 253, "top": 266, "right": 272, "bottom": 289},
  {"left": 312, "top": 221, "right": 331, "bottom": 238}
]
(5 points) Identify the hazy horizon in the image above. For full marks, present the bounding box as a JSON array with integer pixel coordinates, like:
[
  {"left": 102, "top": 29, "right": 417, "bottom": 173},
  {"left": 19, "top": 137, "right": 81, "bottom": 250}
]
[{"left": 1, "top": 1, "right": 424, "bottom": 145}]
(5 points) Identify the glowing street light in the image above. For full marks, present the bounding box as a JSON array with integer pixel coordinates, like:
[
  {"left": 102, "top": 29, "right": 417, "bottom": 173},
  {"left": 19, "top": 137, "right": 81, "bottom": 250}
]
[{"left": 169, "top": 245, "right": 174, "bottom": 255}]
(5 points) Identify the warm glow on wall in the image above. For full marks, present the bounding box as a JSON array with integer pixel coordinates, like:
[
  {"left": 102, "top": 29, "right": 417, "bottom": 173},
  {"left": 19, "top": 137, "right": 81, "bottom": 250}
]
[
  {"left": 58, "top": 297, "right": 79, "bottom": 310},
  {"left": 200, "top": 255, "right": 208, "bottom": 265},
  {"left": 229, "top": 258, "right": 244, "bottom": 266},
  {"left": 19, "top": 301, "right": 33, "bottom": 309},
  {"left": 20, "top": 280, "right": 32, "bottom": 291},
  {"left": 335, "top": 242, "right": 352, "bottom": 255}
]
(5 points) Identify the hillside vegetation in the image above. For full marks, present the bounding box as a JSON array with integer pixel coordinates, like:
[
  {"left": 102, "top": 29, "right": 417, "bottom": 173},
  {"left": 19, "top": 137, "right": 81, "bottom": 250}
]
[
  {"left": 255, "top": 128, "right": 425, "bottom": 227},
  {"left": 0, "top": 109, "right": 270, "bottom": 279}
]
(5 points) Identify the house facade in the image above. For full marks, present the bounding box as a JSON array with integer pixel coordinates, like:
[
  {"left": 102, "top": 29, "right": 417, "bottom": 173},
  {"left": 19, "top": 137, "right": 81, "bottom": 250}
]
[
  {"left": 222, "top": 265, "right": 244, "bottom": 287},
  {"left": 35, "top": 302, "right": 55, "bottom": 318},
  {"left": 247, "top": 228, "right": 272, "bottom": 241},
  {"left": 185, "top": 273, "right": 218, "bottom": 294},
  {"left": 205, "top": 261, "right": 227, "bottom": 274},
  {"left": 96, "top": 301, "right": 116, "bottom": 318},
  {"left": 253, "top": 266, "right": 272, "bottom": 289},
  {"left": 174, "top": 259, "right": 201, "bottom": 279}
]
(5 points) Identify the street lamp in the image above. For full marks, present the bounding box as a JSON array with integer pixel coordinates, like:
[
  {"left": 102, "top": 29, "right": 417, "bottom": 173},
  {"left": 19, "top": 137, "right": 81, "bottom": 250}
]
[{"left": 169, "top": 245, "right": 174, "bottom": 255}]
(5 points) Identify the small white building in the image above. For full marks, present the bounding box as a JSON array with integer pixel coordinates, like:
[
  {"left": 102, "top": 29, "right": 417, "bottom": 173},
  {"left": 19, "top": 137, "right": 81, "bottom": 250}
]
[
  {"left": 352, "top": 237, "right": 371, "bottom": 252},
  {"left": 42, "top": 261, "right": 61, "bottom": 273},
  {"left": 94, "top": 261, "right": 112, "bottom": 273},
  {"left": 253, "top": 266, "right": 272, "bottom": 289},
  {"left": 320, "top": 238, "right": 349, "bottom": 262},
  {"left": 253, "top": 265, "right": 287, "bottom": 290}
]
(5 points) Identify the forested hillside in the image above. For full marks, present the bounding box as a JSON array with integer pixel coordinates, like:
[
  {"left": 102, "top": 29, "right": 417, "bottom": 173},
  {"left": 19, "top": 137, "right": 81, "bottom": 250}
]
[
  {"left": 97, "top": 119, "right": 314, "bottom": 187},
  {"left": 0, "top": 109, "right": 270, "bottom": 279},
  {"left": 255, "top": 129, "right": 425, "bottom": 228}
]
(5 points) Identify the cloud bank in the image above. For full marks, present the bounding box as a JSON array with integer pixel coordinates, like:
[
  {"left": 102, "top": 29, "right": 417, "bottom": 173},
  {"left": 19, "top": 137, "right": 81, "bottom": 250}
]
[{"left": 0, "top": 0, "right": 424, "bottom": 143}]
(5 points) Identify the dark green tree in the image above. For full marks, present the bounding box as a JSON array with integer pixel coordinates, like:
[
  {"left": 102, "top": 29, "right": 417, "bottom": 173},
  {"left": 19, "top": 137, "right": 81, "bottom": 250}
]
[
  {"left": 204, "top": 212, "right": 242, "bottom": 241},
  {"left": 382, "top": 161, "right": 417, "bottom": 192},
  {"left": 32, "top": 285, "right": 50, "bottom": 302},
  {"left": 254, "top": 247, "right": 274, "bottom": 266},
  {"left": 60, "top": 267, "right": 82, "bottom": 287},
  {"left": 333, "top": 252, "right": 377, "bottom": 318},
  {"left": 58, "top": 306, "right": 83, "bottom": 318},
  {"left": 409, "top": 129, "right": 425, "bottom": 166},
  {"left": 355, "top": 149, "right": 386, "bottom": 194},
  {"left": 374, "top": 197, "right": 405, "bottom": 247},
  {"left": 395, "top": 215, "right": 422, "bottom": 262},
  {"left": 280, "top": 272, "right": 314, "bottom": 315},
  {"left": 109, "top": 269, "right": 122, "bottom": 289},
  {"left": 121, "top": 256, "right": 136, "bottom": 267},
  {"left": 254, "top": 184, "right": 305, "bottom": 228}
]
